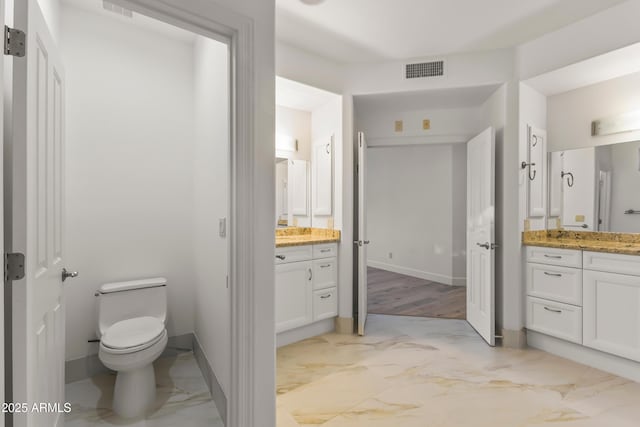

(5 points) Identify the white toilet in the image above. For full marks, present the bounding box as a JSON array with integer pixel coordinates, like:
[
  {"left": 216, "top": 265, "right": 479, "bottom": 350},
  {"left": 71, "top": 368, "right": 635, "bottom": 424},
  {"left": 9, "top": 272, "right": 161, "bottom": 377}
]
[{"left": 96, "top": 277, "right": 168, "bottom": 418}]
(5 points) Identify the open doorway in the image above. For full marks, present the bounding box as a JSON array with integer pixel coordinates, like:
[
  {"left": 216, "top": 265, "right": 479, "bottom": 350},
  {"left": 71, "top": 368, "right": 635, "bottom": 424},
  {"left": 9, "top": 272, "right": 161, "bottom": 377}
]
[
  {"left": 1, "top": 0, "right": 259, "bottom": 424},
  {"left": 353, "top": 85, "right": 505, "bottom": 343}
]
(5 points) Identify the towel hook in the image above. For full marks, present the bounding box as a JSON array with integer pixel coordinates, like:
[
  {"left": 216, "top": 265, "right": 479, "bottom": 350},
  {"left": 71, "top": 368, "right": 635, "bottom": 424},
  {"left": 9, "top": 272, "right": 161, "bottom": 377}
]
[
  {"left": 561, "top": 171, "right": 574, "bottom": 187},
  {"left": 521, "top": 161, "right": 537, "bottom": 181}
]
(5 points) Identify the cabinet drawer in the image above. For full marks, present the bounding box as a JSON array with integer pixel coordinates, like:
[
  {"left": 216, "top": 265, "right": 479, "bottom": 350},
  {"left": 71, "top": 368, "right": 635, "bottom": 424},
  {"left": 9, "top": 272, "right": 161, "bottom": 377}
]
[
  {"left": 275, "top": 245, "right": 313, "bottom": 264},
  {"left": 526, "top": 263, "right": 582, "bottom": 306},
  {"left": 313, "top": 258, "right": 337, "bottom": 290},
  {"left": 526, "top": 297, "right": 582, "bottom": 344},
  {"left": 313, "top": 243, "right": 337, "bottom": 259},
  {"left": 313, "top": 287, "right": 338, "bottom": 321},
  {"left": 583, "top": 251, "right": 640, "bottom": 277},
  {"left": 526, "top": 246, "right": 582, "bottom": 268}
]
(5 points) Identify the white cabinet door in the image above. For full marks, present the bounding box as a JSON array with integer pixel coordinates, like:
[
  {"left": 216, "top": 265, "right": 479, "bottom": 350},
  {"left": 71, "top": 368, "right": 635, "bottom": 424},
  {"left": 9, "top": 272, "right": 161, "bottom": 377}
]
[
  {"left": 275, "top": 261, "right": 313, "bottom": 333},
  {"left": 527, "top": 126, "right": 547, "bottom": 218},
  {"left": 289, "top": 160, "right": 309, "bottom": 216},
  {"left": 583, "top": 270, "right": 640, "bottom": 362},
  {"left": 312, "top": 137, "right": 333, "bottom": 216},
  {"left": 548, "top": 151, "right": 562, "bottom": 218}
]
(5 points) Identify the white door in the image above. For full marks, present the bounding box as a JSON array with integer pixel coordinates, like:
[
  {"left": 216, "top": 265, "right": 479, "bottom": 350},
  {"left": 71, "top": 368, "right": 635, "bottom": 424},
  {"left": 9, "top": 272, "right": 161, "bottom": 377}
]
[
  {"left": 466, "top": 127, "right": 496, "bottom": 346},
  {"left": 13, "top": 1, "right": 68, "bottom": 425},
  {"left": 0, "top": 1, "right": 6, "bottom": 423},
  {"left": 356, "top": 132, "right": 369, "bottom": 336}
]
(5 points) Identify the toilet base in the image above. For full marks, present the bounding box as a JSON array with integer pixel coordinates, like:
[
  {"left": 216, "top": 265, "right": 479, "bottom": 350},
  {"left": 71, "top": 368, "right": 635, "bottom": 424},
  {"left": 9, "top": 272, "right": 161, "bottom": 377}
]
[{"left": 113, "top": 364, "right": 156, "bottom": 418}]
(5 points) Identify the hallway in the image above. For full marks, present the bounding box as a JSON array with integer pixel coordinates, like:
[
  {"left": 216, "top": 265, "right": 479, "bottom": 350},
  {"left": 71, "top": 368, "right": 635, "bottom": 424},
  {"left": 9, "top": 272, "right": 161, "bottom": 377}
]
[
  {"left": 276, "top": 314, "right": 640, "bottom": 427},
  {"left": 367, "top": 267, "right": 466, "bottom": 319}
]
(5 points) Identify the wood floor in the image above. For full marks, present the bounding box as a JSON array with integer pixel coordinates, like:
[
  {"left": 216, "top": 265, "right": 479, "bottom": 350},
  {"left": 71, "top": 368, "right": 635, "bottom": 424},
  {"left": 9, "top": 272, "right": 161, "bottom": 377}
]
[{"left": 367, "top": 267, "right": 466, "bottom": 319}]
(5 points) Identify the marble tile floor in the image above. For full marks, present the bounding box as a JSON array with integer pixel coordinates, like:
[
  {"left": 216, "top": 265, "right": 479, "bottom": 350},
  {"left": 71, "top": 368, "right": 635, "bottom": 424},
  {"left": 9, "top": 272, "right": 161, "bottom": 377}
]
[
  {"left": 65, "top": 351, "right": 224, "bottom": 426},
  {"left": 277, "top": 314, "right": 640, "bottom": 427}
]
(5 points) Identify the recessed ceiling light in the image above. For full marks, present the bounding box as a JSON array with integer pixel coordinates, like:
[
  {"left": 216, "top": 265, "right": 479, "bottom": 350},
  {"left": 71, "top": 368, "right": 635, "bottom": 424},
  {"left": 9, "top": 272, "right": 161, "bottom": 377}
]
[{"left": 300, "top": 0, "right": 327, "bottom": 5}]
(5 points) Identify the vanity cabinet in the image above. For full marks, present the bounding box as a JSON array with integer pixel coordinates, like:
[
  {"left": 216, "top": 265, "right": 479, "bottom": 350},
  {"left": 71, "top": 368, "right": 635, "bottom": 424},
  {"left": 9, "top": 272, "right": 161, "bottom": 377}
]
[
  {"left": 583, "top": 256, "right": 640, "bottom": 363},
  {"left": 526, "top": 247, "right": 640, "bottom": 363},
  {"left": 275, "top": 243, "right": 338, "bottom": 334},
  {"left": 275, "top": 261, "right": 313, "bottom": 333},
  {"left": 526, "top": 247, "right": 583, "bottom": 344}
]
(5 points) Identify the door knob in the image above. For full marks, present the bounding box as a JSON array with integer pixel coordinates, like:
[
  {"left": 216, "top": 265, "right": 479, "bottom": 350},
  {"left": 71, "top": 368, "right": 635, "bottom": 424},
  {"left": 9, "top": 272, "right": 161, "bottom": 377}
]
[
  {"left": 364, "top": 240, "right": 370, "bottom": 245},
  {"left": 476, "top": 242, "right": 490, "bottom": 250},
  {"left": 62, "top": 268, "right": 79, "bottom": 282}
]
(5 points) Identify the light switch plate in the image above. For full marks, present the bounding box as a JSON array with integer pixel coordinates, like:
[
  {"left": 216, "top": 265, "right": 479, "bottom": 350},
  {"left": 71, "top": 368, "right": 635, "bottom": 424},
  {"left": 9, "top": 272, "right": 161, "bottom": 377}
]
[{"left": 219, "top": 218, "right": 227, "bottom": 238}]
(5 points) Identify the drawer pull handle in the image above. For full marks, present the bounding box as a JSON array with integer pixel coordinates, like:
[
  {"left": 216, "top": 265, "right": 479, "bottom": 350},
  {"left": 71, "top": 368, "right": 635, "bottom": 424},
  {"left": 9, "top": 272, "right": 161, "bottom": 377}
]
[
  {"left": 543, "top": 255, "right": 562, "bottom": 259},
  {"left": 308, "top": 268, "right": 313, "bottom": 281},
  {"left": 320, "top": 249, "right": 331, "bottom": 253},
  {"left": 320, "top": 264, "right": 331, "bottom": 268},
  {"left": 543, "top": 272, "right": 562, "bottom": 277},
  {"left": 320, "top": 294, "right": 332, "bottom": 299},
  {"left": 276, "top": 255, "right": 286, "bottom": 260},
  {"left": 544, "top": 306, "right": 562, "bottom": 314}
]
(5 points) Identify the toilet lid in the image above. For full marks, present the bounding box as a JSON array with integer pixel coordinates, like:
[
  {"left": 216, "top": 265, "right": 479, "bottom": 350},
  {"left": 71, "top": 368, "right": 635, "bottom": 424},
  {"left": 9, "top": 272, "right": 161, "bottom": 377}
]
[{"left": 102, "top": 316, "right": 164, "bottom": 350}]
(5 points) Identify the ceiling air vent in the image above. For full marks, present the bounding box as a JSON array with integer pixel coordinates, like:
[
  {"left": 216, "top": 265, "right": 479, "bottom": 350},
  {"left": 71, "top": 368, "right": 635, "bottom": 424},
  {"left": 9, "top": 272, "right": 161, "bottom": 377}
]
[{"left": 405, "top": 60, "right": 444, "bottom": 79}]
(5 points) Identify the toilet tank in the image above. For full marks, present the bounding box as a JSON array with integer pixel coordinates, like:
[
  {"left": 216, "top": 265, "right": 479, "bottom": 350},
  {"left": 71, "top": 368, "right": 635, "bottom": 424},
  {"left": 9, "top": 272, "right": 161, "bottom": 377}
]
[{"left": 96, "top": 277, "right": 167, "bottom": 337}]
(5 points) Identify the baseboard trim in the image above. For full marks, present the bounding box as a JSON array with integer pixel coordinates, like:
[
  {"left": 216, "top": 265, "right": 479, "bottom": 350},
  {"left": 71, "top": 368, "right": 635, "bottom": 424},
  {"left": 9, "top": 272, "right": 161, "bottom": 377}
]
[
  {"left": 65, "top": 333, "right": 195, "bottom": 384},
  {"left": 367, "top": 260, "right": 465, "bottom": 286},
  {"left": 335, "top": 317, "right": 353, "bottom": 334},
  {"left": 501, "top": 328, "right": 527, "bottom": 349},
  {"left": 277, "top": 318, "right": 335, "bottom": 348},
  {"left": 528, "top": 331, "right": 640, "bottom": 383},
  {"left": 193, "top": 333, "right": 227, "bottom": 426}
]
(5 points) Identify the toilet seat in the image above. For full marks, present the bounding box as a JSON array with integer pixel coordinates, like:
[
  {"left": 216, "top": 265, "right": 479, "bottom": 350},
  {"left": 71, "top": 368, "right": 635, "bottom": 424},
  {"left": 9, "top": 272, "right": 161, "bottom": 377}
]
[{"left": 101, "top": 316, "right": 166, "bottom": 354}]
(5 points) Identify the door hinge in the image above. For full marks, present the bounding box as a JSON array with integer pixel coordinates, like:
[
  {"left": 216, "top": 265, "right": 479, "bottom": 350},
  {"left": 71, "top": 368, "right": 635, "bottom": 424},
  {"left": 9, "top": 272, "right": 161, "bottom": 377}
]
[
  {"left": 4, "top": 26, "right": 26, "bottom": 57},
  {"left": 5, "top": 252, "right": 25, "bottom": 281}
]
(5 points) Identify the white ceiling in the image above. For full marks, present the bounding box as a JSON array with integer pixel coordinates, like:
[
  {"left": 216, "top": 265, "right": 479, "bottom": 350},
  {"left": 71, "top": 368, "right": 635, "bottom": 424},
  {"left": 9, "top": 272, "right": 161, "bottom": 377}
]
[
  {"left": 354, "top": 84, "right": 501, "bottom": 112},
  {"left": 276, "top": 0, "right": 628, "bottom": 63},
  {"left": 276, "top": 76, "right": 340, "bottom": 112},
  {"left": 62, "top": 0, "right": 197, "bottom": 44},
  {"left": 524, "top": 42, "right": 640, "bottom": 96}
]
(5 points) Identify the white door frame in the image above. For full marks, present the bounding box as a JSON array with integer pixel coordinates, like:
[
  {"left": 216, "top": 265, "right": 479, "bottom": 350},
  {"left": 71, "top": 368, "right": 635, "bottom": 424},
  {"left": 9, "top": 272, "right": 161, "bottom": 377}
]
[{"left": 66, "top": 1, "right": 265, "bottom": 426}]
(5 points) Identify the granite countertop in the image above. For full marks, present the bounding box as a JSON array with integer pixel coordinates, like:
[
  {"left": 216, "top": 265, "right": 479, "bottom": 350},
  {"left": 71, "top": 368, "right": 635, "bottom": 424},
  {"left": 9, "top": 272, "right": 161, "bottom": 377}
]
[
  {"left": 522, "top": 230, "right": 640, "bottom": 255},
  {"left": 275, "top": 227, "right": 341, "bottom": 248}
]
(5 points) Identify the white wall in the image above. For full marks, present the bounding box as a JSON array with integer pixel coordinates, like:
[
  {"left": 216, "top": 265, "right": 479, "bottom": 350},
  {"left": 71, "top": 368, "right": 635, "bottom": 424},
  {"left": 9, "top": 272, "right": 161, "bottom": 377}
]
[
  {"left": 366, "top": 144, "right": 466, "bottom": 286},
  {"left": 517, "top": 0, "right": 640, "bottom": 80},
  {"left": 276, "top": 105, "right": 312, "bottom": 161},
  {"left": 192, "top": 35, "right": 230, "bottom": 395},
  {"left": 61, "top": 5, "right": 196, "bottom": 361},
  {"left": 548, "top": 71, "right": 640, "bottom": 151},
  {"left": 355, "top": 106, "right": 482, "bottom": 145}
]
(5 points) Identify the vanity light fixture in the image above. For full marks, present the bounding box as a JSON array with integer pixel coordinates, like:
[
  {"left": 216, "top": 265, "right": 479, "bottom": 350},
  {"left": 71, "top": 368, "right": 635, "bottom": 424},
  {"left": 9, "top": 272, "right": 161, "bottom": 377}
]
[{"left": 592, "top": 110, "right": 640, "bottom": 136}]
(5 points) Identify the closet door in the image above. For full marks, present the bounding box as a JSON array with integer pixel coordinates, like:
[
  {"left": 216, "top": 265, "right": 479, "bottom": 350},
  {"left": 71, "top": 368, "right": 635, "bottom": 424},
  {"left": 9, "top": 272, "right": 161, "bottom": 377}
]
[
  {"left": 289, "top": 160, "right": 309, "bottom": 216},
  {"left": 313, "top": 136, "right": 333, "bottom": 216},
  {"left": 527, "top": 125, "right": 547, "bottom": 218}
]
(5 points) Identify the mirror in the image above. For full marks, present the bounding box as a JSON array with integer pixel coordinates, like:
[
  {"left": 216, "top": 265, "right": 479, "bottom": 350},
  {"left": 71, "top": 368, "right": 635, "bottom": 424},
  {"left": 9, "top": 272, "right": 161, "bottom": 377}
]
[
  {"left": 275, "top": 158, "right": 289, "bottom": 227},
  {"left": 548, "top": 140, "right": 640, "bottom": 233}
]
